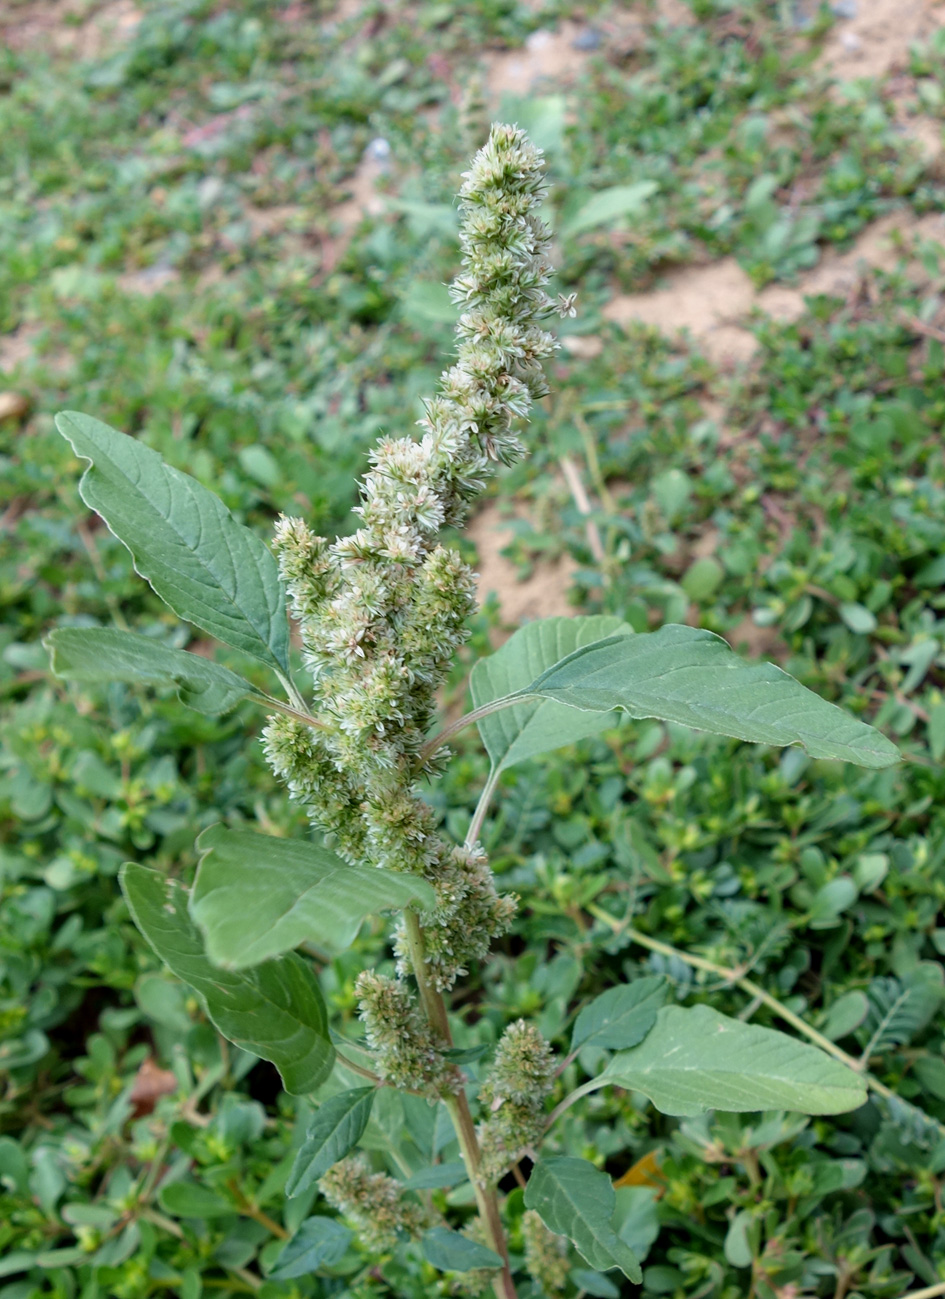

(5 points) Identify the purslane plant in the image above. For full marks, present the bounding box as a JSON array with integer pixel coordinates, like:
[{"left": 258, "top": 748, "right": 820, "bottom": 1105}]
[{"left": 47, "top": 125, "right": 901, "bottom": 1297}]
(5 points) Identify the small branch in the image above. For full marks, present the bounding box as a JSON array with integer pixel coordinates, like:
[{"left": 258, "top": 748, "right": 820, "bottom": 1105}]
[
  {"left": 257, "top": 693, "right": 327, "bottom": 730},
  {"left": 544, "top": 1078, "right": 603, "bottom": 1132},
  {"left": 903, "top": 1284, "right": 945, "bottom": 1299},
  {"left": 335, "top": 1050, "right": 384, "bottom": 1085}
]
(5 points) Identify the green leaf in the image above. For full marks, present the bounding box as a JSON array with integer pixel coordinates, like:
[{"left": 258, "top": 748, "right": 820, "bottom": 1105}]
[
  {"left": 269, "top": 1217, "right": 352, "bottom": 1279},
  {"left": 512, "top": 623, "right": 899, "bottom": 769},
  {"left": 286, "top": 1089, "right": 376, "bottom": 1198},
  {"left": 524, "top": 1157, "right": 642, "bottom": 1282},
  {"left": 421, "top": 1227, "right": 502, "bottom": 1273},
  {"left": 402, "top": 1160, "right": 468, "bottom": 1190},
  {"left": 121, "top": 863, "right": 334, "bottom": 1095},
  {"left": 602, "top": 1005, "right": 867, "bottom": 1115},
  {"left": 613, "top": 1186, "right": 660, "bottom": 1262},
  {"left": 562, "top": 182, "right": 658, "bottom": 237},
  {"left": 839, "top": 602, "right": 877, "bottom": 635},
  {"left": 190, "top": 825, "right": 437, "bottom": 968},
  {"left": 56, "top": 411, "right": 289, "bottom": 673},
  {"left": 46, "top": 627, "right": 261, "bottom": 715},
  {"left": 821, "top": 990, "right": 869, "bottom": 1042},
  {"left": 158, "top": 1182, "right": 232, "bottom": 1219},
  {"left": 470, "top": 616, "right": 633, "bottom": 772},
  {"left": 572, "top": 976, "right": 668, "bottom": 1051}
]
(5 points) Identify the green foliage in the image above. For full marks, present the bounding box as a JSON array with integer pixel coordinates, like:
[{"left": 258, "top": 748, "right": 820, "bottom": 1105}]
[
  {"left": 599, "top": 1005, "right": 867, "bottom": 1115},
  {"left": 476, "top": 622, "right": 899, "bottom": 768},
  {"left": 5, "top": 1, "right": 945, "bottom": 1296},
  {"left": 524, "top": 1156, "right": 642, "bottom": 1282},
  {"left": 470, "top": 614, "right": 631, "bottom": 771},
  {"left": 190, "top": 825, "right": 436, "bottom": 967},
  {"left": 45, "top": 626, "right": 261, "bottom": 714},
  {"left": 57, "top": 411, "right": 289, "bottom": 673},
  {"left": 122, "top": 862, "right": 335, "bottom": 1094}
]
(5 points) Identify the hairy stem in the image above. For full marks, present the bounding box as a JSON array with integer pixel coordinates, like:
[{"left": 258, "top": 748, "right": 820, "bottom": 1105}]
[{"left": 403, "top": 911, "right": 517, "bottom": 1299}]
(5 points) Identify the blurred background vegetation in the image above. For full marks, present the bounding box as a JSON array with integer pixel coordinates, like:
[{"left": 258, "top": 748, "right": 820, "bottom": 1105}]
[{"left": 4, "top": 0, "right": 945, "bottom": 1295}]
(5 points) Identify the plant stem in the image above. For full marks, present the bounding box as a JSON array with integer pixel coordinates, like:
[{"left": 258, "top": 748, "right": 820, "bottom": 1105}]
[
  {"left": 587, "top": 906, "right": 945, "bottom": 1137},
  {"left": 419, "top": 696, "right": 520, "bottom": 764},
  {"left": 276, "top": 669, "right": 309, "bottom": 715},
  {"left": 466, "top": 767, "right": 501, "bottom": 850},
  {"left": 402, "top": 911, "right": 517, "bottom": 1299},
  {"left": 904, "top": 1285, "right": 945, "bottom": 1299},
  {"left": 334, "top": 1050, "right": 383, "bottom": 1085},
  {"left": 258, "top": 694, "right": 327, "bottom": 730}
]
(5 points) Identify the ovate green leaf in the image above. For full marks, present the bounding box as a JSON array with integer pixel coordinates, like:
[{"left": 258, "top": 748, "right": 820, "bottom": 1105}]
[
  {"left": 518, "top": 624, "right": 899, "bottom": 768},
  {"left": 524, "top": 1157, "right": 642, "bottom": 1282},
  {"left": 286, "top": 1089, "right": 376, "bottom": 1197},
  {"left": 269, "top": 1218, "right": 352, "bottom": 1279},
  {"left": 158, "top": 1182, "right": 232, "bottom": 1219},
  {"left": 46, "top": 627, "right": 261, "bottom": 715},
  {"left": 190, "top": 825, "right": 437, "bottom": 968},
  {"left": 421, "top": 1227, "right": 502, "bottom": 1273},
  {"left": 571, "top": 976, "right": 668, "bottom": 1051},
  {"left": 121, "top": 863, "right": 334, "bottom": 1095},
  {"left": 470, "top": 616, "right": 632, "bottom": 772},
  {"left": 602, "top": 1005, "right": 866, "bottom": 1115},
  {"left": 57, "top": 411, "right": 289, "bottom": 672}
]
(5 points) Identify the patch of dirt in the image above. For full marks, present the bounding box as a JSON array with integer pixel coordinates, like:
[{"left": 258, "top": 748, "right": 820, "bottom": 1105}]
[
  {"left": 486, "top": 22, "right": 592, "bottom": 101},
  {"left": 816, "top": 0, "right": 945, "bottom": 83},
  {"left": 468, "top": 501, "right": 576, "bottom": 626},
  {"left": 603, "top": 208, "right": 945, "bottom": 362},
  {"left": 756, "top": 209, "right": 945, "bottom": 324},
  {"left": 602, "top": 260, "right": 759, "bottom": 366},
  {"left": 1, "top": 0, "right": 141, "bottom": 57}
]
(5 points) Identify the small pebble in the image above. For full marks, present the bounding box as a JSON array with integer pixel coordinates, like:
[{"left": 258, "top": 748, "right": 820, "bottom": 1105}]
[
  {"left": 830, "top": 0, "right": 857, "bottom": 17},
  {"left": 572, "top": 27, "right": 602, "bottom": 52},
  {"left": 364, "top": 137, "right": 392, "bottom": 166}
]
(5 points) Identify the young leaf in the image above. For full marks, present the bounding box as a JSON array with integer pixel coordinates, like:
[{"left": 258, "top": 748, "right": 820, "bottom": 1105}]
[
  {"left": 56, "top": 411, "right": 289, "bottom": 673},
  {"left": 45, "top": 627, "right": 262, "bottom": 715},
  {"left": 516, "top": 624, "right": 899, "bottom": 769},
  {"left": 190, "top": 825, "right": 437, "bottom": 968},
  {"left": 402, "top": 1160, "right": 468, "bottom": 1190},
  {"left": 121, "top": 863, "right": 334, "bottom": 1095},
  {"left": 524, "top": 1157, "right": 642, "bottom": 1282},
  {"left": 421, "top": 1227, "right": 503, "bottom": 1273},
  {"left": 158, "top": 1182, "right": 232, "bottom": 1219},
  {"left": 470, "top": 616, "right": 633, "bottom": 772},
  {"left": 562, "top": 182, "right": 659, "bottom": 237},
  {"left": 269, "top": 1217, "right": 352, "bottom": 1280},
  {"left": 571, "top": 976, "right": 668, "bottom": 1051},
  {"left": 286, "top": 1089, "right": 376, "bottom": 1198},
  {"left": 602, "top": 1005, "right": 867, "bottom": 1115}
]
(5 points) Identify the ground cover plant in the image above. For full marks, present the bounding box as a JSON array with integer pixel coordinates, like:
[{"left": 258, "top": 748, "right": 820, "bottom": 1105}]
[
  {"left": 40, "top": 121, "right": 910, "bottom": 1298},
  {"left": 5, "top": 2, "right": 945, "bottom": 1297}
]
